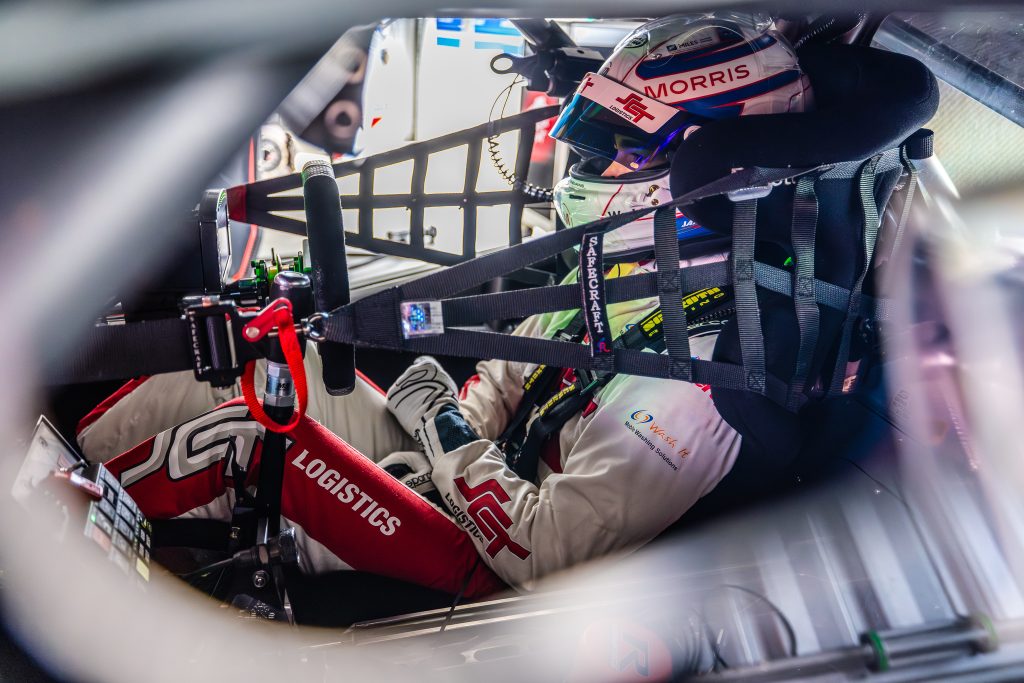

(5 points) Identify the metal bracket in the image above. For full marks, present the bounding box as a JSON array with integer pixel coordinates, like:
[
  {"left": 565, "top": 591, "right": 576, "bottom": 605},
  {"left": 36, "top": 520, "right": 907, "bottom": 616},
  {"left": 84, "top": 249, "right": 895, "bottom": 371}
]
[{"left": 182, "top": 296, "right": 256, "bottom": 387}]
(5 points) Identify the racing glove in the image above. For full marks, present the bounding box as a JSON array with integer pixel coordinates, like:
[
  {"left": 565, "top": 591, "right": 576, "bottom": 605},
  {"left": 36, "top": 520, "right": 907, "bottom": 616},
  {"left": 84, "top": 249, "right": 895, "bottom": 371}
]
[
  {"left": 387, "top": 357, "right": 483, "bottom": 463},
  {"left": 377, "top": 450, "right": 436, "bottom": 497},
  {"left": 386, "top": 357, "right": 460, "bottom": 454}
]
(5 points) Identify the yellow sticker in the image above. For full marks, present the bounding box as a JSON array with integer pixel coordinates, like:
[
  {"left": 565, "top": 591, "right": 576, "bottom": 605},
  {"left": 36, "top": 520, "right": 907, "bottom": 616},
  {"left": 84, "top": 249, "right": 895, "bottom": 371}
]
[
  {"left": 540, "top": 384, "right": 576, "bottom": 416},
  {"left": 640, "top": 310, "right": 663, "bottom": 336},
  {"left": 683, "top": 287, "right": 724, "bottom": 311},
  {"left": 524, "top": 365, "right": 547, "bottom": 391}
]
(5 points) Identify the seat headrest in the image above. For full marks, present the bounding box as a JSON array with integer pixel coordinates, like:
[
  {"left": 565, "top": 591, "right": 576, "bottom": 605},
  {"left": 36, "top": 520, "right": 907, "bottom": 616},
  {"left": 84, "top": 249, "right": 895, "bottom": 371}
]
[{"left": 670, "top": 44, "right": 939, "bottom": 195}]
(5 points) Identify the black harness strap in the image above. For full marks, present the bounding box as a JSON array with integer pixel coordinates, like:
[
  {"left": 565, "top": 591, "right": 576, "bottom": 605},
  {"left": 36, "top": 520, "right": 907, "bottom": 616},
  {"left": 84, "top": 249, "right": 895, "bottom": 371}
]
[
  {"left": 732, "top": 199, "right": 767, "bottom": 395},
  {"left": 889, "top": 146, "right": 919, "bottom": 264},
  {"left": 440, "top": 264, "right": 727, "bottom": 327},
  {"left": 508, "top": 379, "right": 594, "bottom": 479},
  {"left": 43, "top": 317, "right": 194, "bottom": 384},
  {"left": 788, "top": 176, "right": 821, "bottom": 409},
  {"left": 407, "top": 327, "right": 593, "bottom": 369},
  {"left": 443, "top": 284, "right": 580, "bottom": 327},
  {"left": 399, "top": 320, "right": 795, "bottom": 409},
  {"left": 654, "top": 205, "right": 692, "bottom": 381},
  {"left": 439, "top": 256, "right": 888, "bottom": 331},
  {"left": 754, "top": 262, "right": 854, "bottom": 314},
  {"left": 495, "top": 313, "right": 587, "bottom": 455},
  {"left": 829, "top": 155, "right": 882, "bottom": 395}
]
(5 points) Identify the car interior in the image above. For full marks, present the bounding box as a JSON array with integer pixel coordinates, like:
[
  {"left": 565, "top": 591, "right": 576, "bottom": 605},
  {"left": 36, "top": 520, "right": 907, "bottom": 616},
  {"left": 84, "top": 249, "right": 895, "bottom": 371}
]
[{"left": 2, "top": 4, "right": 1024, "bottom": 682}]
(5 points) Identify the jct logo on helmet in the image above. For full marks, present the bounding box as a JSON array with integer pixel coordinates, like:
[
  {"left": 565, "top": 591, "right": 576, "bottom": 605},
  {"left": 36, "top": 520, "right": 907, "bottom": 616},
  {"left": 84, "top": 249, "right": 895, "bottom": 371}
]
[{"left": 613, "top": 93, "right": 656, "bottom": 124}]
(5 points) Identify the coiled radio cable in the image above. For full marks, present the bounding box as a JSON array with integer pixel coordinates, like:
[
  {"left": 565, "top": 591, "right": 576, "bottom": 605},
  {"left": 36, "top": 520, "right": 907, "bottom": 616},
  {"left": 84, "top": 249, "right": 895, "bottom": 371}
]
[{"left": 487, "top": 76, "right": 554, "bottom": 203}]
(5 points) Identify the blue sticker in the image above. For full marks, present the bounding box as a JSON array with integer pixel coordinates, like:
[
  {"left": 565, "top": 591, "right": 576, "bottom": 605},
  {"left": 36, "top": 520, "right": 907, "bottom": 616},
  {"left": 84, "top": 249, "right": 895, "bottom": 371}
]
[
  {"left": 474, "top": 40, "right": 522, "bottom": 55},
  {"left": 400, "top": 301, "right": 444, "bottom": 339},
  {"left": 436, "top": 18, "right": 463, "bottom": 32},
  {"left": 473, "top": 19, "right": 520, "bottom": 36},
  {"left": 677, "top": 216, "right": 711, "bottom": 240},
  {"left": 436, "top": 36, "right": 460, "bottom": 48}
]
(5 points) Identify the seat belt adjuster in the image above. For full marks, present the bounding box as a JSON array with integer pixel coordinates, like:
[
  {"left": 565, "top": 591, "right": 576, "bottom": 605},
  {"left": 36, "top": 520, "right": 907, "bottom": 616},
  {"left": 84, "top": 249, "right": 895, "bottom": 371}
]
[{"left": 182, "top": 296, "right": 250, "bottom": 388}]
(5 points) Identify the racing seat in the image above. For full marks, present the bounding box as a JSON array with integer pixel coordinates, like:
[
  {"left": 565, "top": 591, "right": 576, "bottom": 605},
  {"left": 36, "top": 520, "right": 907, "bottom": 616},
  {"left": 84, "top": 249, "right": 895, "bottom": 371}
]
[{"left": 661, "top": 43, "right": 939, "bottom": 527}]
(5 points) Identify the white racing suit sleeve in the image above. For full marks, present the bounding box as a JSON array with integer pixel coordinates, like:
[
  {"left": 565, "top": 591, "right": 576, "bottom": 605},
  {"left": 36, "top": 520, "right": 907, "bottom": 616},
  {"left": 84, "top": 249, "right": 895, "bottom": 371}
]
[
  {"left": 457, "top": 314, "right": 548, "bottom": 441},
  {"left": 430, "top": 334, "right": 742, "bottom": 589}
]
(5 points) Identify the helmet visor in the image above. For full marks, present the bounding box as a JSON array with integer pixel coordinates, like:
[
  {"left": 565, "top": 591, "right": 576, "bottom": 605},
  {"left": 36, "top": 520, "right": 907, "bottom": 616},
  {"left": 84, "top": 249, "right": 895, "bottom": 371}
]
[{"left": 550, "top": 73, "right": 688, "bottom": 171}]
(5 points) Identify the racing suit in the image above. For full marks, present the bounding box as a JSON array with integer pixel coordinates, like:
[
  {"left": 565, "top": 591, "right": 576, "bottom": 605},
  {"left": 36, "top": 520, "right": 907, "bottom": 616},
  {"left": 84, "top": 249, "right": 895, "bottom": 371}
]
[{"left": 81, "top": 257, "right": 742, "bottom": 594}]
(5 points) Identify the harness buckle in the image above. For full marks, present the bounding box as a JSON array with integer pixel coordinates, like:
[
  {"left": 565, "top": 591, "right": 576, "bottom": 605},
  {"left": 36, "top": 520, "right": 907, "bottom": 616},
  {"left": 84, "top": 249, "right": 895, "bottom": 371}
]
[
  {"left": 241, "top": 298, "right": 293, "bottom": 343},
  {"left": 304, "top": 312, "right": 327, "bottom": 342}
]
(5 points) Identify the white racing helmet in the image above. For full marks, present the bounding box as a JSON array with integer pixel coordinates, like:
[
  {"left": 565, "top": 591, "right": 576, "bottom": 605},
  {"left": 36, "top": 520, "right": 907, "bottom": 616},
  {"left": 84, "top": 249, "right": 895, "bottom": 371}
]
[
  {"left": 551, "top": 13, "right": 812, "bottom": 254},
  {"left": 551, "top": 13, "right": 812, "bottom": 171}
]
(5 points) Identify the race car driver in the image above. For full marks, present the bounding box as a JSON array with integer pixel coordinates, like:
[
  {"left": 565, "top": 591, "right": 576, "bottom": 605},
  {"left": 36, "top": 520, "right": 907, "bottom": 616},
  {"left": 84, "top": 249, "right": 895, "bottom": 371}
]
[{"left": 80, "top": 13, "right": 812, "bottom": 596}]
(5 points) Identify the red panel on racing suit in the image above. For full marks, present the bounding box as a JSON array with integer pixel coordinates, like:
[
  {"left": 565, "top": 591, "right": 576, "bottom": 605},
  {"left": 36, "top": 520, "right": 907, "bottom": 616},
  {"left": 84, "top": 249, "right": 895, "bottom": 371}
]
[{"left": 104, "top": 398, "right": 506, "bottom": 599}]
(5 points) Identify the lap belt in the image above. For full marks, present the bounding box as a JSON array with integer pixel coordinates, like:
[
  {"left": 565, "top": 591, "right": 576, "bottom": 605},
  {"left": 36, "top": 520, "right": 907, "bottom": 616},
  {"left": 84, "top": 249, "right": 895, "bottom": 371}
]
[{"left": 44, "top": 301, "right": 270, "bottom": 385}]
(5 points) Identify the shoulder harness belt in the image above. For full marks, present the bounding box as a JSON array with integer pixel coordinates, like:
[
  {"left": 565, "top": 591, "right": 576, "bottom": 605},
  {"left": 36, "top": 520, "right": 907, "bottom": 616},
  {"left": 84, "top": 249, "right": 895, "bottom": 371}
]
[{"left": 316, "top": 141, "right": 923, "bottom": 410}]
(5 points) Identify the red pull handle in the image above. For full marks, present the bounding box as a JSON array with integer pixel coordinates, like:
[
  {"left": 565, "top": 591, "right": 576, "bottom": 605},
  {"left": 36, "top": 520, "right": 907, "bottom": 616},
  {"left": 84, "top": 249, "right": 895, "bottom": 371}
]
[{"left": 240, "top": 298, "right": 307, "bottom": 434}]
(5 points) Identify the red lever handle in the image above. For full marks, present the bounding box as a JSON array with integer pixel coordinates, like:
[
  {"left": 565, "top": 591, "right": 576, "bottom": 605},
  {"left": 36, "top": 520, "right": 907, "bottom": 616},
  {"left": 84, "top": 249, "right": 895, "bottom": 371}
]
[{"left": 240, "top": 298, "right": 307, "bottom": 434}]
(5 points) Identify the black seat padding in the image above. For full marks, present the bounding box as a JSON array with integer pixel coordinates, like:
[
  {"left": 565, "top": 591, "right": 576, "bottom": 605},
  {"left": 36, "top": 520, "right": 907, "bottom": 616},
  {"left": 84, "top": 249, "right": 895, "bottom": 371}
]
[{"left": 675, "top": 364, "right": 899, "bottom": 530}]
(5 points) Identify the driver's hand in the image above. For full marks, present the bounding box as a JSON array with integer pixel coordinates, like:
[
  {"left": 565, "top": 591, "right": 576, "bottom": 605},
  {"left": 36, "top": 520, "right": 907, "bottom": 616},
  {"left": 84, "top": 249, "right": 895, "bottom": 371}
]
[
  {"left": 377, "top": 450, "right": 435, "bottom": 497},
  {"left": 386, "top": 356, "right": 459, "bottom": 446}
]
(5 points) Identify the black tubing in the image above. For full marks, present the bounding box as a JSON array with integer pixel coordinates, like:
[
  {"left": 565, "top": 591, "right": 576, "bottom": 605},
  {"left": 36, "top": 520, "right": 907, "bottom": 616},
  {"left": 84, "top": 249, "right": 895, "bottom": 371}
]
[{"left": 302, "top": 159, "right": 355, "bottom": 395}]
